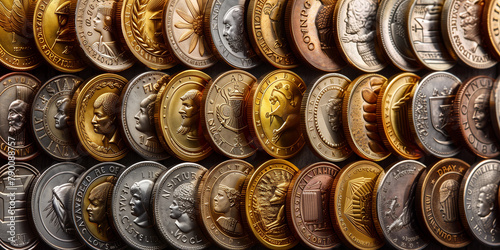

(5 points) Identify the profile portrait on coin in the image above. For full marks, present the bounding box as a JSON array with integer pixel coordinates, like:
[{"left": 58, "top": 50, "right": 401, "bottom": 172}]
[
  {"left": 54, "top": 97, "right": 70, "bottom": 129},
  {"left": 268, "top": 83, "right": 300, "bottom": 143},
  {"left": 92, "top": 3, "right": 119, "bottom": 59},
  {"left": 91, "top": 92, "right": 123, "bottom": 152},
  {"left": 472, "top": 94, "right": 490, "bottom": 133},
  {"left": 439, "top": 179, "right": 459, "bottom": 222},
  {"left": 170, "top": 182, "right": 196, "bottom": 233},
  {"left": 459, "top": 0, "right": 481, "bottom": 52},
  {"left": 87, "top": 176, "right": 115, "bottom": 239},
  {"left": 45, "top": 176, "right": 77, "bottom": 232},
  {"left": 54, "top": 0, "right": 74, "bottom": 53},
  {"left": 129, "top": 179, "right": 154, "bottom": 227},
  {"left": 223, "top": 6, "right": 248, "bottom": 55},
  {"left": 477, "top": 183, "right": 498, "bottom": 234},
  {"left": 325, "top": 96, "right": 343, "bottom": 133},
  {"left": 264, "top": 182, "right": 288, "bottom": 230},
  {"left": 135, "top": 94, "right": 161, "bottom": 150},
  {"left": 178, "top": 89, "right": 201, "bottom": 140},
  {"left": 213, "top": 173, "right": 244, "bottom": 234},
  {"left": 8, "top": 99, "right": 28, "bottom": 146}
]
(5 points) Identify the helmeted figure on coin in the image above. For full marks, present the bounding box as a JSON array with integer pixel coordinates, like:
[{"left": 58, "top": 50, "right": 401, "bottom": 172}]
[
  {"left": 92, "top": 2, "right": 119, "bottom": 59},
  {"left": 135, "top": 94, "right": 161, "bottom": 150},
  {"left": 170, "top": 182, "right": 196, "bottom": 233},
  {"left": 459, "top": 0, "right": 482, "bottom": 52},
  {"left": 477, "top": 183, "right": 498, "bottom": 235},
  {"left": 54, "top": 97, "right": 70, "bottom": 129},
  {"left": 178, "top": 89, "right": 202, "bottom": 140},
  {"left": 439, "top": 179, "right": 459, "bottom": 222},
  {"left": 86, "top": 176, "right": 116, "bottom": 239},
  {"left": 91, "top": 92, "right": 123, "bottom": 153},
  {"left": 45, "top": 176, "right": 77, "bottom": 233},
  {"left": 54, "top": 0, "right": 74, "bottom": 54},
  {"left": 129, "top": 179, "right": 154, "bottom": 227},
  {"left": 213, "top": 173, "right": 245, "bottom": 234}
]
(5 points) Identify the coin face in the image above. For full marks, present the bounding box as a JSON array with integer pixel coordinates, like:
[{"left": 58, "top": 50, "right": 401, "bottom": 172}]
[
  {"left": 0, "top": 73, "right": 40, "bottom": 161},
  {"left": 0, "top": 163, "right": 39, "bottom": 250},
  {"left": 30, "top": 162, "right": 85, "bottom": 250},
  {"left": 442, "top": 0, "right": 497, "bottom": 69},
  {"left": 152, "top": 162, "right": 210, "bottom": 250},
  {"left": 197, "top": 159, "right": 255, "bottom": 250},
  {"left": 342, "top": 74, "right": 391, "bottom": 161},
  {"left": 302, "top": 73, "right": 352, "bottom": 162},
  {"left": 409, "top": 72, "right": 461, "bottom": 158},
  {"left": 71, "top": 162, "right": 126, "bottom": 250},
  {"left": 334, "top": 0, "right": 386, "bottom": 72},
  {"left": 155, "top": 70, "right": 212, "bottom": 161},
  {"left": 120, "top": 71, "right": 170, "bottom": 161},
  {"left": 241, "top": 159, "right": 299, "bottom": 249},
  {"left": 111, "top": 161, "right": 167, "bottom": 249},
  {"left": 287, "top": 162, "right": 341, "bottom": 249},
  {"left": 373, "top": 160, "right": 428, "bottom": 250},
  {"left": 454, "top": 76, "right": 500, "bottom": 158},
  {"left": 490, "top": 77, "right": 500, "bottom": 141},
  {"left": 201, "top": 70, "right": 257, "bottom": 159},
  {"left": 483, "top": 0, "right": 500, "bottom": 60},
  {"left": 248, "top": 70, "right": 306, "bottom": 158},
  {"left": 330, "top": 160, "right": 384, "bottom": 250},
  {"left": 73, "top": 73, "right": 129, "bottom": 161}
]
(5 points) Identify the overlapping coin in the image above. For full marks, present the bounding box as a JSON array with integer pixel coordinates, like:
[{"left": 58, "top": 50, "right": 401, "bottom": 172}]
[
  {"left": 489, "top": 76, "right": 500, "bottom": 140},
  {"left": 483, "top": 0, "right": 500, "bottom": 60}
]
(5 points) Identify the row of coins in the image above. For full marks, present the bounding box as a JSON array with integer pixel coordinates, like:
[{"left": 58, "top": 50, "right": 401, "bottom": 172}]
[{"left": 1, "top": 0, "right": 500, "bottom": 72}]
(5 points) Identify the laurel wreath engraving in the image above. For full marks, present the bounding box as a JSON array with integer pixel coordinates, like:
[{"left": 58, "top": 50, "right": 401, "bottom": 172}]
[{"left": 131, "top": 0, "right": 168, "bottom": 56}]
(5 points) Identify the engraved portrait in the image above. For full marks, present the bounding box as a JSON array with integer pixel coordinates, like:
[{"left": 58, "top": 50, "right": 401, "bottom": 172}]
[
  {"left": 344, "top": 176, "right": 376, "bottom": 237},
  {"left": 44, "top": 176, "right": 77, "bottom": 233},
  {"left": 267, "top": 83, "right": 300, "bottom": 143},
  {"left": 263, "top": 0, "right": 287, "bottom": 48},
  {"left": 8, "top": 99, "right": 28, "bottom": 146},
  {"left": 472, "top": 93, "right": 489, "bottom": 130},
  {"left": 91, "top": 92, "right": 123, "bottom": 152},
  {"left": 362, "top": 77, "right": 386, "bottom": 153},
  {"left": 54, "top": 0, "right": 74, "bottom": 54},
  {"left": 0, "top": 0, "right": 33, "bottom": 43},
  {"left": 213, "top": 173, "right": 245, "bottom": 234},
  {"left": 459, "top": 0, "right": 482, "bottom": 52},
  {"left": 129, "top": 180, "right": 154, "bottom": 227},
  {"left": 86, "top": 176, "right": 116, "bottom": 239},
  {"left": 178, "top": 89, "right": 202, "bottom": 140},
  {"left": 439, "top": 179, "right": 459, "bottom": 222},
  {"left": 92, "top": 3, "right": 119, "bottom": 59},
  {"left": 147, "top": 0, "right": 166, "bottom": 49},
  {"left": 316, "top": 0, "right": 335, "bottom": 54},
  {"left": 223, "top": 6, "right": 248, "bottom": 55},
  {"left": 477, "top": 183, "right": 498, "bottom": 234},
  {"left": 135, "top": 94, "right": 161, "bottom": 150},
  {"left": 216, "top": 84, "right": 246, "bottom": 134},
  {"left": 324, "top": 96, "right": 342, "bottom": 132},
  {"left": 54, "top": 97, "right": 70, "bottom": 130},
  {"left": 170, "top": 182, "right": 196, "bottom": 233}
]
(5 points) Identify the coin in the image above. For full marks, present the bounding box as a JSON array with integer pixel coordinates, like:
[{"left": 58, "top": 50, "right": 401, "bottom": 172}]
[
  {"left": 111, "top": 161, "right": 167, "bottom": 249},
  {"left": 201, "top": 70, "right": 257, "bottom": 159},
  {"left": 0, "top": 163, "right": 39, "bottom": 250},
  {"left": 409, "top": 72, "right": 462, "bottom": 158},
  {"left": 342, "top": 74, "right": 391, "bottom": 161},
  {"left": 373, "top": 160, "right": 428, "bottom": 250},
  {"left": 155, "top": 70, "right": 212, "bottom": 161},
  {"left": 120, "top": 71, "right": 170, "bottom": 161},
  {"left": 454, "top": 75, "right": 500, "bottom": 158},
  {"left": 377, "top": 73, "right": 423, "bottom": 159},
  {"left": 302, "top": 73, "right": 352, "bottom": 162},
  {"left": 287, "top": 162, "right": 341, "bottom": 249},
  {"left": 30, "top": 162, "right": 85, "bottom": 250},
  {"left": 241, "top": 159, "right": 299, "bottom": 249},
  {"left": 442, "top": 0, "right": 497, "bottom": 69},
  {"left": 71, "top": 162, "right": 126, "bottom": 250},
  {"left": 72, "top": 73, "right": 129, "bottom": 161},
  {"left": 248, "top": 70, "right": 306, "bottom": 158},
  {"left": 483, "top": 0, "right": 500, "bottom": 60},
  {"left": 0, "top": 73, "right": 40, "bottom": 161},
  {"left": 330, "top": 160, "right": 384, "bottom": 250},
  {"left": 197, "top": 159, "right": 255, "bottom": 250},
  {"left": 33, "top": 0, "right": 86, "bottom": 72},
  {"left": 489, "top": 76, "right": 500, "bottom": 141},
  {"left": 151, "top": 162, "right": 210, "bottom": 249},
  {"left": 333, "top": 0, "right": 386, "bottom": 72}
]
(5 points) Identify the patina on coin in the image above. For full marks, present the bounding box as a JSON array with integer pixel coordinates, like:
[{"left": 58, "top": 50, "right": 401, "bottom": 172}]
[
  {"left": 197, "top": 159, "right": 255, "bottom": 250},
  {"left": 120, "top": 71, "right": 170, "bottom": 161},
  {"left": 373, "top": 160, "right": 428, "bottom": 250},
  {"left": 32, "top": 75, "right": 82, "bottom": 161},
  {"left": 287, "top": 162, "right": 341, "bottom": 249},
  {"left": 152, "top": 162, "right": 210, "bottom": 249},
  {"left": 490, "top": 76, "right": 500, "bottom": 141},
  {"left": 416, "top": 158, "right": 471, "bottom": 248},
  {"left": 330, "top": 160, "right": 384, "bottom": 250},
  {"left": 454, "top": 75, "right": 500, "bottom": 158},
  {"left": 342, "top": 74, "right": 391, "bottom": 161},
  {"left": 71, "top": 162, "right": 126, "bottom": 250},
  {"left": 409, "top": 72, "right": 461, "bottom": 158},
  {"left": 155, "top": 70, "right": 212, "bottom": 162},
  {"left": 30, "top": 163, "right": 85, "bottom": 250},
  {"left": 72, "top": 73, "right": 128, "bottom": 161},
  {"left": 302, "top": 73, "right": 352, "bottom": 162},
  {"left": 241, "top": 159, "right": 299, "bottom": 249},
  {"left": 0, "top": 163, "right": 39, "bottom": 250},
  {"left": 377, "top": 73, "right": 423, "bottom": 159},
  {"left": 483, "top": 0, "right": 500, "bottom": 60},
  {"left": 111, "top": 161, "right": 167, "bottom": 249},
  {"left": 201, "top": 70, "right": 257, "bottom": 159},
  {"left": 0, "top": 73, "right": 40, "bottom": 161},
  {"left": 248, "top": 70, "right": 306, "bottom": 158}
]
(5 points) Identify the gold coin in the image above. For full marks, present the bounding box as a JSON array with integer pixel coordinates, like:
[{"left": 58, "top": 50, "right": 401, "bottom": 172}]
[
  {"left": 248, "top": 70, "right": 306, "bottom": 159},
  {"left": 483, "top": 0, "right": 500, "bottom": 60}
]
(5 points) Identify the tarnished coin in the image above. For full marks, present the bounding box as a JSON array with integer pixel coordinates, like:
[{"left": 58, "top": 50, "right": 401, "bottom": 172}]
[
  {"left": 330, "top": 160, "right": 384, "bottom": 250},
  {"left": 30, "top": 162, "right": 85, "bottom": 250},
  {"left": 459, "top": 159, "right": 500, "bottom": 247},
  {"left": 416, "top": 158, "right": 471, "bottom": 248},
  {"left": 442, "top": 0, "right": 497, "bottom": 69},
  {"left": 201, "top": 70, "right": 257, "bottom": 159},
  {"left": 302, "top": 73, "right": 352, "bottom": 162},
  {"left": 287, "top": 162, "right": 341, "bottom": 249},
  {"left": 120, "top": 71, "right": 170, "bottom": 161},
  {"left": 333, "top": 0, "right": 386, "bottom": 72},
  {"left": 152, "top": 162, "right": 210, "bottom": 249},
  {"left": 197, "top": 159, "right": 255, "bottom": 250},
  {"left": 248, "top": 70, "right": 306, "bottom": 158},
  {"left": 409, "top": 72, "right": 462, "bottom": 158},
  {"left": 0, "top": 163, "right": 39, "bottom": 250},
  {"left": 71, "top": 162, "right": 126, "bottom": 250},
  {"left": 155, "top": 70, "right": 212, "bottom": 162},
  {"left": 342, "top": 74, "right": 391, "bottom": 161},
  {"left": 33, "top": 0, "right": 86, "bottom": 72},
  {"left": 483, "top": 0, "right": 500, "bottom": 60},
  {"left": 377, "top": 73, "right": 423, "bottom": 159},
  {"left": 72, "top": 73, "right": 129, "bottom": 161},
  {"left": 32, "top": 75, "right": 82, "bottom": 161},
  {"left": 373, "top": 160, "right": 428, "bottom": 250},
  {"left": 454, "top": 76, "right": 500, "bottom": 158},
  {"left": 111, "top": 161, "right": 167, "bottom": 249},
  {"left": 0, "top": 73, "right": 40, "bottom": 161},
  {"left": 490, "top": 76, "right": 500, "bottom": 141},
  {"left": 241, "top": 159, "right": 299, "bottom": 249}
]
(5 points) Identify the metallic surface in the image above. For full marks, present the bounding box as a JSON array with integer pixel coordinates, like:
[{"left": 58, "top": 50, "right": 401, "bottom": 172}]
[
  {"left": 489, "top": 76, "right": 500, "bottom": 142},
  {"left": 483, "top": 0, "right": 500, "bottom": 60}
]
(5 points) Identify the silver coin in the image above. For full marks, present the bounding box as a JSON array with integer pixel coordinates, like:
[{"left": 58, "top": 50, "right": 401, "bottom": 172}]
[
  {"left": 30, "top": 162, "right": 86, "bottom": 249},
  {"left": 152, "top": 162, "right": 210, "bottom": 249}
]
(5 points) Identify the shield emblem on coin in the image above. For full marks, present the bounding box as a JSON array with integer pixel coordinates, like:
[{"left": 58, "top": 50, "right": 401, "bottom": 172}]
[{"left": 429, "top": 95, "right": 453, "bottom": 137}]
